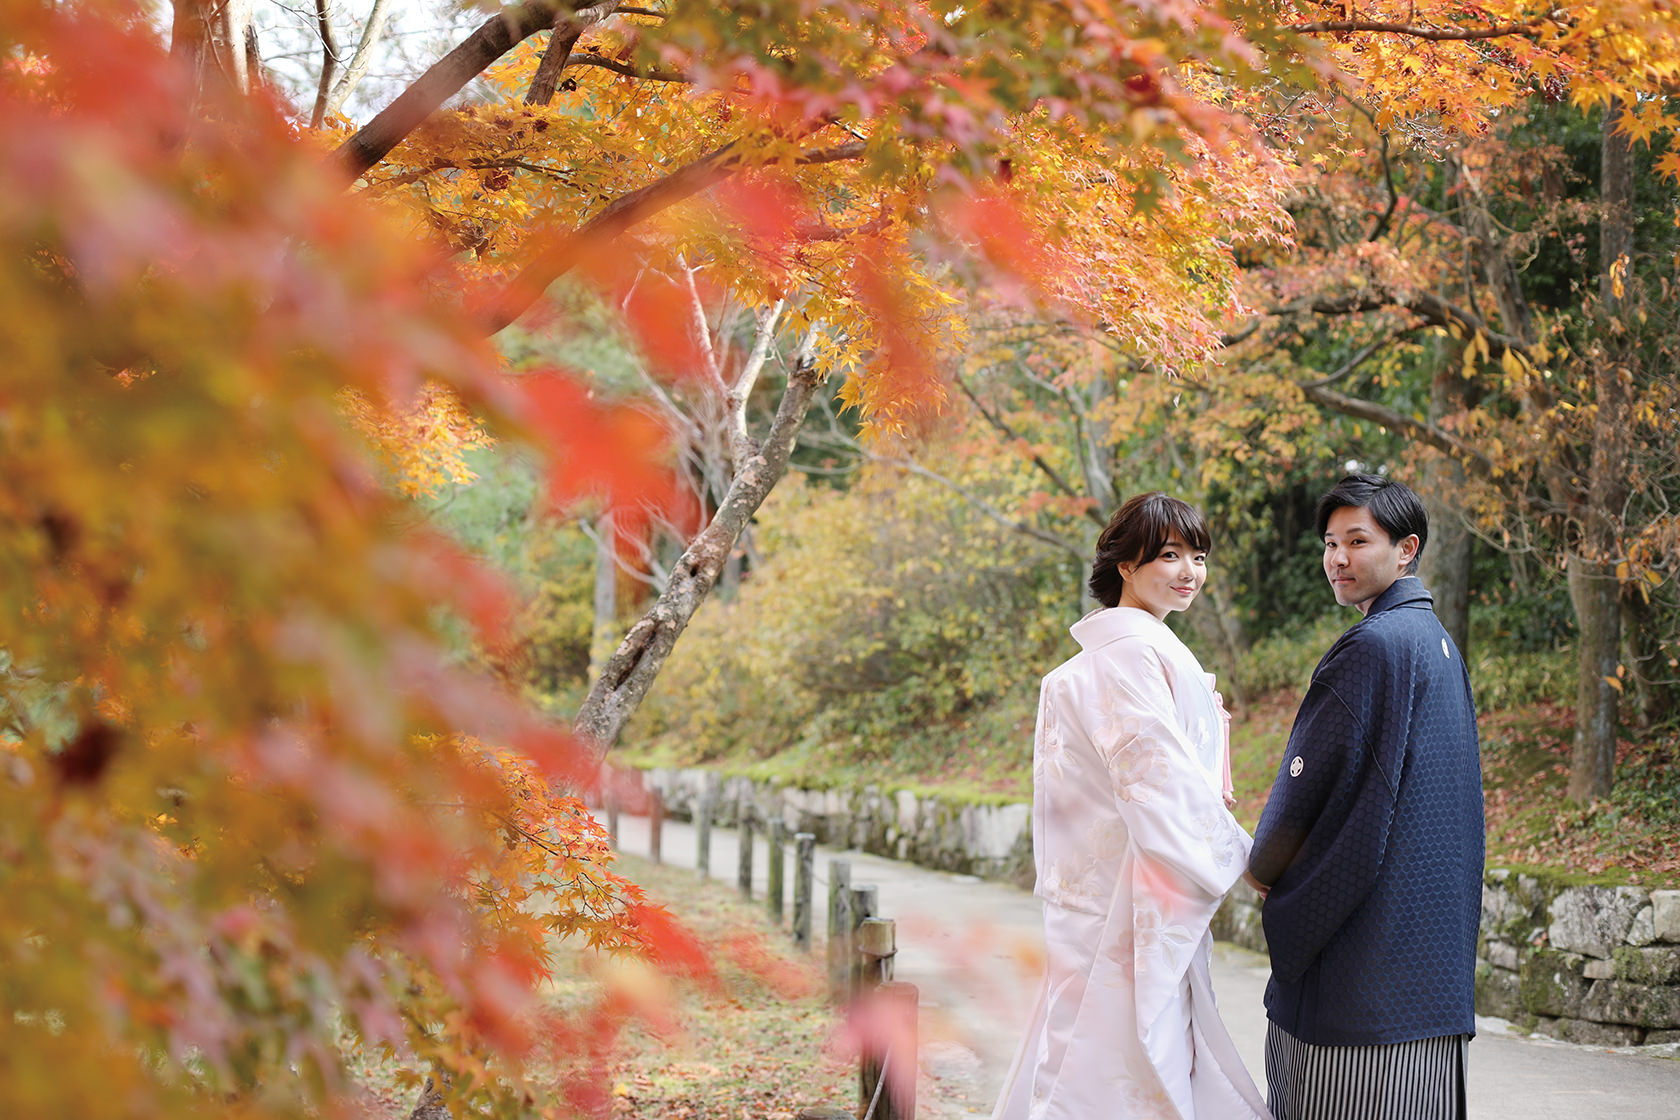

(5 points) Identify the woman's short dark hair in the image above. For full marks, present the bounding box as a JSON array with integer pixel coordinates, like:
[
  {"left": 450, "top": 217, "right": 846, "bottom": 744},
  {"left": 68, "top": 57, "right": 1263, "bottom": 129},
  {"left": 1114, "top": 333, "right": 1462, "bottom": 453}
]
[
  {"left": 1315, "top": 473, "right": 1429, "bottom": 574},
  {"left": 1088, "top": 492, "right": 1212, "bottom": 609}
]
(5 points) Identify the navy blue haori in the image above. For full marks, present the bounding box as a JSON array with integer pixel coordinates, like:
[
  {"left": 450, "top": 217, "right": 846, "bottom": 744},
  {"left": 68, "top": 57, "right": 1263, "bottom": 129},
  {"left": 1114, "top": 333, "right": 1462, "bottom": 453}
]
[{"left": 1249, "top": 577, "right": 1484, "bottom": 1047}]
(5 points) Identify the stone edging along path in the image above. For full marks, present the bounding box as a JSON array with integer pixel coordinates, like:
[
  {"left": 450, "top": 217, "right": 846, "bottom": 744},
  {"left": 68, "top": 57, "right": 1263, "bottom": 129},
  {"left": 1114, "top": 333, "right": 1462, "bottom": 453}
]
[{"left": 621, "top": 765, "right": 1680, "bottom": 1048}]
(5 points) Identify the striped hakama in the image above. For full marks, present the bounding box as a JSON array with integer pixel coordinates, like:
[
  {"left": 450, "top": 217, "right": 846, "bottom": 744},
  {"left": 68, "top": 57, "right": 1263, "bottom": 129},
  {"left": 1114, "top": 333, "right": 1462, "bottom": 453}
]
[{"left": 1264, "top": 1023, "right": 1468, "bottom": 1120}]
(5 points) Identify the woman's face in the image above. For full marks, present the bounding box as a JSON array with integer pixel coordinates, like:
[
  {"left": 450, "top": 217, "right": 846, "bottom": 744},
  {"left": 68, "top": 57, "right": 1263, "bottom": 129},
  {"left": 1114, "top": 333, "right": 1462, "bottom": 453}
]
[{"left": 1117, "top": 535, "right": 1207, "bottom": 620}]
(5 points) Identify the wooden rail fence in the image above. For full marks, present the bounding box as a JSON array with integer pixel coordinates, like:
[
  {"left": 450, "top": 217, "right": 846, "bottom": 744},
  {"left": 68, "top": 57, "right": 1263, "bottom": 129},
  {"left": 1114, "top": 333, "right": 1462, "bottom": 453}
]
[{"left": 630, "top": 790, "right": 919, "bottom": 1119}]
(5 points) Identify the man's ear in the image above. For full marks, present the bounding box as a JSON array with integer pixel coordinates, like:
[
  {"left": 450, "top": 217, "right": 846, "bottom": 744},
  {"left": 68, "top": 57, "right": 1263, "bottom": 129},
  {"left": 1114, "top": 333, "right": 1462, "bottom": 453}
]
[{"left": 1399, "top": 534, "right": 1420, "bottom": 567}]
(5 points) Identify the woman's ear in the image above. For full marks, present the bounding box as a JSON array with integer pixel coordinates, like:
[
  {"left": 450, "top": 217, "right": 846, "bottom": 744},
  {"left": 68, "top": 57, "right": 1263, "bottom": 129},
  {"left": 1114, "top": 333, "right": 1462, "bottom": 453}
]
[{"left": 1116, "top": 561, "right": 1134, "bottom": 581}]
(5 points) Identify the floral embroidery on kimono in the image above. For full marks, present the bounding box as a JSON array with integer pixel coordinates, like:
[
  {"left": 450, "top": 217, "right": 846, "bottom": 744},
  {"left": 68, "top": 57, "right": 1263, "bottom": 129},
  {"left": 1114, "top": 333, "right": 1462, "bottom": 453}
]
[{"left": 994, "top": 607, "right": 1273, "bottom": 1120}]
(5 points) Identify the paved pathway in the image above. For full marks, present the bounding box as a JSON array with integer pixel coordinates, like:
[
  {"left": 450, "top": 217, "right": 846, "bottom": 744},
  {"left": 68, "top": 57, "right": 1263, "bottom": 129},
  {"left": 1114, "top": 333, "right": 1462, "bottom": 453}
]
[{"left": 607, "top": 811, "right": 1680, "bottom": 1118}]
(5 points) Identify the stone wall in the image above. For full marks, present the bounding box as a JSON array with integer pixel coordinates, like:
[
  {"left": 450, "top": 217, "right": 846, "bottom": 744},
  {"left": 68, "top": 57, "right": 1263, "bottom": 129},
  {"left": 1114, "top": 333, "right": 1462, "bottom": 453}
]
[
  {"left": 1480, "top": 871, "right": 1680, "bottom": 1046},
  {"left": 626, "top": 767, "right": 1036, "bottom": 888},
  {"left": 1215, "top": 869, "right": 1680, "bottom": 1047}
]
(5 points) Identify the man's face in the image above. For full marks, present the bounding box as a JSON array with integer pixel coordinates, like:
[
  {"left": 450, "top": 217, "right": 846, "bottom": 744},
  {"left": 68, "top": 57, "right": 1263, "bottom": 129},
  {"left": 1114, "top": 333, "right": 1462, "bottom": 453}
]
[{"left": 1322, "top": 504, "right": 1418, "bottom": 615}]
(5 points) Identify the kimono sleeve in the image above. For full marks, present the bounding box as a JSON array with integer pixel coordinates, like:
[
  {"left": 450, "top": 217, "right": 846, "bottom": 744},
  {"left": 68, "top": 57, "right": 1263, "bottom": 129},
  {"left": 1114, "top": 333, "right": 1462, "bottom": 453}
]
[
  {"left": 1075, "top": 642, "right": 1249, "bottom": 901},
  {"left": 1248, "top": 629, "right": 1399, "bottom": 983}
]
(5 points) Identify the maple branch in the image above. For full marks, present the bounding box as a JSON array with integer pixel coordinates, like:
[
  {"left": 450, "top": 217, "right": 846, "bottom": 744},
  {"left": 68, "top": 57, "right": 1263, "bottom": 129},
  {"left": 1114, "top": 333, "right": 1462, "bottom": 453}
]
[
  {"left": 567, "top": 53, "right": 691, "bottom": 82},
  {"left": 527, "top": 26, "right": 583, "bottom": 105},
  {"left": 1297, "top": 335, "right": 1391, "bottom": 391},
  {"left": 1295, "top": 382, "right": 1557, "bottom": 524},
  {"left": 574, "top": 340, "right": 826, "bottom": 752},
  {"left": 727, "top": 300, "right": 786, "bottom": 475},
  {"left": 1368, "top": 131, "right": 1400, "bottom": 242},
  {"left": 1296, "top": 382, "right": 1495, "bottom": 476},
  {"left": 681, "top": 260, "right": 725, "bottom": 393},
  {"left": 1289, "top": 18, "right": 1542, "bottom": 42},
  {"left": 954, "top": 372, "right": 1097, "bottom": 520},
  {"left": 871, "top": 455, "right": 1086, "bottom": 561},
  {"left": 336, "top": 1, "right": 578, "bottom": 181},
  {"left": 527, "top": 2, "right": 625, "bottom": 105},
  {"left": 360, "top": 157, "right": 575, "bottom": 195},
  {"left": 1229, "top": 290, "right": 1529, "bottom": 360},
  {"left": 476, "top": 140, "right": 866, "bottom": 335}
]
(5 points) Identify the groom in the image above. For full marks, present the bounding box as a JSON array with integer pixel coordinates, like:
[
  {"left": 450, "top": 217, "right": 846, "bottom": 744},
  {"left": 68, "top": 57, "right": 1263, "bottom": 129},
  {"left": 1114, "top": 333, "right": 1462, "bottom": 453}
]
[{"left": 1246, "top": 473, "right": 1483, "bottom": 1120}]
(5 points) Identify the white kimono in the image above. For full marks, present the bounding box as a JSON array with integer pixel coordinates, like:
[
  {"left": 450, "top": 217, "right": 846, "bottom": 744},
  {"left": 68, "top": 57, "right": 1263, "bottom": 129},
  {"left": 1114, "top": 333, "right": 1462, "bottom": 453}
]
[{"left": 993, "top": 607, "right": 1271, "bottom": 1120}]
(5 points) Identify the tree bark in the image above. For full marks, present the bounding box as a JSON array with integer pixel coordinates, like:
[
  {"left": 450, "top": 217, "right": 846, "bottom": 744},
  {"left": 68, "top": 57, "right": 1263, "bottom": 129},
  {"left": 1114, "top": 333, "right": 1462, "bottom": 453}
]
[
  {"left": 572, "top": 355, "right": 825, "bottom": 751},
  {"left": 1568, "top": 555, "right": 1622, "bottom": 800},
  {"left": 1565, "top": 99, "right": 1636, "bottom": 803},
  {"left": 308, "top": 0, "right": 338, "bottom": 129}
]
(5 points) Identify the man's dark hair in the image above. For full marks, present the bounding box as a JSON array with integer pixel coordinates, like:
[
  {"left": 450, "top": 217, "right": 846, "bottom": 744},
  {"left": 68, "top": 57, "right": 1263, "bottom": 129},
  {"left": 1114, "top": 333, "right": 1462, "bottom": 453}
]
[
  {"left": 1088, "top": 492, "right": 1212, "bottom": 608},
  {"left": 1315, "top": 473, "right": 1429, "bottom": 575}
]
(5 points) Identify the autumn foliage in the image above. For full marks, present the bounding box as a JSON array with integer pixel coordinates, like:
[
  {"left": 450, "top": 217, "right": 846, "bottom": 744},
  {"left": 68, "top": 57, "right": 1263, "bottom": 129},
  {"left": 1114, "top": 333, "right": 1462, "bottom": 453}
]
[
  {"left": 5, "top": 0, "right": 1680, "bottom": 1115},
  {"left": 0, "top": 8, "right": 678, "bottom": 1118}
]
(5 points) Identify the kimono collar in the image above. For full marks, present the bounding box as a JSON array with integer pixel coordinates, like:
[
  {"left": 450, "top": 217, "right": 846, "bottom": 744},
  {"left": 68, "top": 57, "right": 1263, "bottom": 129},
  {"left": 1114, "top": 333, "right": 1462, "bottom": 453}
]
[
  {"left": 1069, "top": 605, "right": 1170, "bottom": 652},
  {"left": 1365, "top": 575, "right": 1434, "bottom": 617}
]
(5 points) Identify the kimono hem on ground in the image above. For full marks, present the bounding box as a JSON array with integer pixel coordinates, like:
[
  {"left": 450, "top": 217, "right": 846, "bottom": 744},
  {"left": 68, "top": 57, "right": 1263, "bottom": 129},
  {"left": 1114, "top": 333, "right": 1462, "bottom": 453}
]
[{"left": 992, "top": 606, "right": 1270, "bottom": 1120}]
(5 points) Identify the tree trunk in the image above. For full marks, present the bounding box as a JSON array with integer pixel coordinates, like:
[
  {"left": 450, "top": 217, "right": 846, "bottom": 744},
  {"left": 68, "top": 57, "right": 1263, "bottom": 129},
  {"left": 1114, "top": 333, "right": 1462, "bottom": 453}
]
[
  {"left": 1419, "top": 334, "right": 1472, "bottom": 658},
  {"left": 573, "top": 359, "right": 824, "bottom": 751},
  {"left": 1567, "top": 556, "right": 1622, "bottom": 801},
  {"left": 171, "top": 0, "right": 258, "bottom": 101},
  {"left": 1620, "top": 586, "right": 1672, "bottom": 730},
  {"left": 1565, "top": 100, "right": 1636, "bottom": 803},
  {"left": 588, "top": 509, "right": 617, "bottom": 684}
]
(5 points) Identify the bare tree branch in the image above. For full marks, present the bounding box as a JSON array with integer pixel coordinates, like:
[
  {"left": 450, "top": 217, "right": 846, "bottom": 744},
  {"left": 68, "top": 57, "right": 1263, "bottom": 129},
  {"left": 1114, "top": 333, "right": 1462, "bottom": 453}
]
[
  {"left": 323, "top": 0, "right": 395, "bottom": 121},
  {"left": 308, "top": 0, "right": 338, "bottom": 130},
  {"left": 681, "top": 260, "right": 725, "bottom": 394}
]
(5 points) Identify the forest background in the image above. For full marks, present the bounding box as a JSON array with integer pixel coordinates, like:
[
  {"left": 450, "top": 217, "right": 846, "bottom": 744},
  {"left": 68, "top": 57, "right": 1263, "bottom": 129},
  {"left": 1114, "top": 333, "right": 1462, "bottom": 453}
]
[{"left": 3, "top": 1, "right": 1678, "bottom": 1119}]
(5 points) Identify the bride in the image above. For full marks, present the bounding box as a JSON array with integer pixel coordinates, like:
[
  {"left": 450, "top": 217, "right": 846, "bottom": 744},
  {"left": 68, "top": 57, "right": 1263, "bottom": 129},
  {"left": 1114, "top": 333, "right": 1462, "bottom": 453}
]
[{"left": 992, "top": 492, "right": 1271, "bottom": 1120}]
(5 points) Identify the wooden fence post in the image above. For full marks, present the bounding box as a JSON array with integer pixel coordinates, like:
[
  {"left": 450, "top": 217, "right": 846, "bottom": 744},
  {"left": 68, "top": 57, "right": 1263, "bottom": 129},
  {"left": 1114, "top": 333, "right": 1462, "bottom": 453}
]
[
  {"left": 648, "top": 789, "right": 663, "bottom": 864},
  {"left": 848, "top": 885, "right": 878, "bottom": 1000},
  {"left": 792, "top": 832, "right": 815, "bottom": 950},
  {"left": 766, "top": 820, "right": 786, "bottom": 925},
  {"left": 858, "top": 980, "right": 918, "bottom": 1120},
  {"left": 696, "top": 784, "right": 714, "bottom": 880},
  {"left": 826, "top": 859, "right": 852, "bottom": 1001},
  {"left": 737, "top": 804, "right": 755, "bottom": 900}
]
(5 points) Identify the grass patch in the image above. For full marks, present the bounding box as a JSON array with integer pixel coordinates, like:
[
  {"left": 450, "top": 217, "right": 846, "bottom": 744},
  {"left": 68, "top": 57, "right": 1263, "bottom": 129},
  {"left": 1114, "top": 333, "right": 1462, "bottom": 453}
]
[{"left": 621, "top": 680, "right": 1038, "bottom": 804}]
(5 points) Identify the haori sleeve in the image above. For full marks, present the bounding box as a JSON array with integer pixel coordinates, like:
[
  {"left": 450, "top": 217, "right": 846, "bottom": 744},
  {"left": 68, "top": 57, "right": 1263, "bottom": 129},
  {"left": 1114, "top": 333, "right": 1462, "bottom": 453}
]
[
  {"left": 1075, "top": 642, "right": 1250, "bottom": 902},
  {"left": 1248, "top": 629, "right": 1399, "bottom": 983}
]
